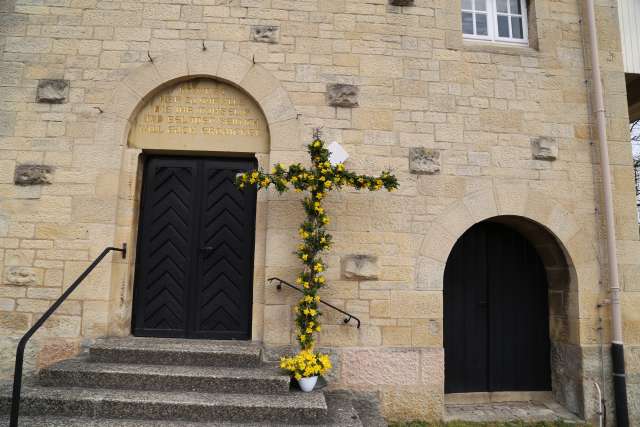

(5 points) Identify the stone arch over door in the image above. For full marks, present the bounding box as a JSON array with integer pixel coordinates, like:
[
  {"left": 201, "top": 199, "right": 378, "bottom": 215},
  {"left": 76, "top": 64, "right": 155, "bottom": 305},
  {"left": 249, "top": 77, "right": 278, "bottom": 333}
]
[
  {"left": 98, "top": 48, "right": 300, "bottom": 342},
  {"left": 417, "top": 184, "right": 596, "bottom": 416}
]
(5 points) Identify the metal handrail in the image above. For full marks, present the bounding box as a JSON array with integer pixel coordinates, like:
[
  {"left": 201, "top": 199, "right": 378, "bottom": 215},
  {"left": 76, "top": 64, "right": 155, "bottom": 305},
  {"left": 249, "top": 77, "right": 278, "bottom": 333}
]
[
  {"left": 267, "top": 277, "right": 361, "bottom": 329},
  {"left": 9, "top": 244, "right": 126, "bottom": 427}
]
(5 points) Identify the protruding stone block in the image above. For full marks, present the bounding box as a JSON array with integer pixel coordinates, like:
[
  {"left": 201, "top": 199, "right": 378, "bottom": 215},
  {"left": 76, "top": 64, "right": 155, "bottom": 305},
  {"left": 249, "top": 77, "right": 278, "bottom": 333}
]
[
  {"left": 327, "top": 84, "right": 359, "bottom": 108},
  {"left": 36, "top": 79, "right": 69, "bottom": 103},
  {"left": 531, "top": 136, "right": 558, "bottom": 160},
  {"left": 409, "top": 148, "right": 441, "bottom": 175},
  {"left": 250, "top": 25, "right": 279, "bottom": 44},
  {"left": 389, "top": 0, "right": 414, "bottom": 5},
  {"left": 342, "top": 255, "right": 379, "bottom": 280},
  {"left": 14, "top": 164, "right": 54, "bottom": 186},
  {"left": 5, "top": 267, "right": 39, "bottom": 286}
]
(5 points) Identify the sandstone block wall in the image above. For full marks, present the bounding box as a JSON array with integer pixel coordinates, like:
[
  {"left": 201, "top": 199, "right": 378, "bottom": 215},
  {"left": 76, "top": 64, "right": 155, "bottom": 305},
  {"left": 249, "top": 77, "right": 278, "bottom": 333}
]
[{"left": 0, "top": 0, "right": 639, "bottom": 422}]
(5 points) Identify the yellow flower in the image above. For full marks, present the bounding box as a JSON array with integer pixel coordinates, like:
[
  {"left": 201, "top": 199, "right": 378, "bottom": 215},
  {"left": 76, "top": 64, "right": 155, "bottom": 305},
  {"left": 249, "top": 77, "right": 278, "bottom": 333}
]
[
  {"left": 324, "top": 180, "right": 332, "bottom": 188},
  {"left": 314, "top": 295, "right": 321, "bottom": 302},
  {"left": 304, "top": 295, "right": 313, "bottom": 303},
  {"left": 301, "top": 254, "right": 308, "bottom": 261},
  {"left": 309, "top": 309, "right": 317, "bottom": 316},
  {"left": 295, "top": 373, "right": 302, "bottom": 380},
  {"left": 321, "top": 216, "right": 329, "bottom": 224},
  {"left": 303, "top": 282, "right": 310, "bottom": 289},
  {"left": 316, "top": 192, "right": 324, "bottom": 200}
]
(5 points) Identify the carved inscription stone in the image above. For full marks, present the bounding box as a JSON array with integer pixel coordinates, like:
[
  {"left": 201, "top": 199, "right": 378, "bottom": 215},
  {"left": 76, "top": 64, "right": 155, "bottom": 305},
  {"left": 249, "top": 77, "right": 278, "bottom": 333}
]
[
  {"left": 251, "top": 25, "right": 279, "bottom": 43},
  {"left": 327, "top": 84, "right": 359, "bottom": 108},
  {"left": 14, "top": 164, "right": 53, "bottom": 185},
  {"left": 409, "top": 147, "right": 440, "bottom": 175},
  {"left": 129, "top": 78, "right": 269, "bottom": 153},
  {"left": 36, "top": 79, "right": 69, "bottom": 103}
]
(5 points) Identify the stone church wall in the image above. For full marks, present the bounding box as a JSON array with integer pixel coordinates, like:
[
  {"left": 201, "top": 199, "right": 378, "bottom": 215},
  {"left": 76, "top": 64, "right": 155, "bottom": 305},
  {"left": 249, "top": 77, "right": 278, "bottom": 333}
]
[{"left": 1, "top": 0, "right": 639, "bottom": 423}]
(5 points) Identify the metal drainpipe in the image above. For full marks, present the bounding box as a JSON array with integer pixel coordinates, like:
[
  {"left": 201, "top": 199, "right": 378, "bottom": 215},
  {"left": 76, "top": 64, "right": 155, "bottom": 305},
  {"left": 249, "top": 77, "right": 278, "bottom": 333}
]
[{"left": 584, "top": 0, "right": 629, "bottom": 425}]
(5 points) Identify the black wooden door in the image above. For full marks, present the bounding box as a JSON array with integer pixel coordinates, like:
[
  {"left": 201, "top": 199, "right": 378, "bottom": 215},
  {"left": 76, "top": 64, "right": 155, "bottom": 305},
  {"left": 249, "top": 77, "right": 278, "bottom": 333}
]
[
  {"left": 132, "top": 155, "right": 256, "bottom": 339},
  {"left": 444, "top": 222, "right": 551, "bottom": 393}
]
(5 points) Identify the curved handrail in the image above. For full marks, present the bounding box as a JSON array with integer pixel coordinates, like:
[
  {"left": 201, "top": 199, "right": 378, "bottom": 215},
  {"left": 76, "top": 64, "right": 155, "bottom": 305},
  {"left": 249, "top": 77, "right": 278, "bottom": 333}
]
[
  {"left": 9, "top": 244, "right": 126, "bottom": 427},
  {"left": 267, "top": 277, "right": 361, "bottom": 329}
]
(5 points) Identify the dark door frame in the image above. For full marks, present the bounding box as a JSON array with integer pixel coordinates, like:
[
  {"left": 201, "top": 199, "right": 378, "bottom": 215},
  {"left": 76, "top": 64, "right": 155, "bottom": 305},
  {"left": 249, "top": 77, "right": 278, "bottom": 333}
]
[
  {"left": 131, "top": 153, "right": 257, "bottom": 340},
  {"left": 444, "top": 221, "right": 552, "bottom": 394}
]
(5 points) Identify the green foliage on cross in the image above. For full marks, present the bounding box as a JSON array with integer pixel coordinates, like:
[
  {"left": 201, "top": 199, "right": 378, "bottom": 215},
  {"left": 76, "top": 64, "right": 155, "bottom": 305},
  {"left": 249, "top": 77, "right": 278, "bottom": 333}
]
[{"left": 236, "top": 135, "right": 398, "bottom": 352}]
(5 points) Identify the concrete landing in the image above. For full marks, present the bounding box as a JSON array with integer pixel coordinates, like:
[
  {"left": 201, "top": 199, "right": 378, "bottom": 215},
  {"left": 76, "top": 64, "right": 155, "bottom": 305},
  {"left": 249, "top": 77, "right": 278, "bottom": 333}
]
[{"left": 445, "top": 400, "right": 584, "bottom": 423}]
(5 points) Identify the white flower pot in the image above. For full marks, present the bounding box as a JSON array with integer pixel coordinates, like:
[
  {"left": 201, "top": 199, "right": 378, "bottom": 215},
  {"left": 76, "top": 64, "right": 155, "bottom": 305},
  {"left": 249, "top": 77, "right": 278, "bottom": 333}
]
[{"left": 298, "top": 375, "right": 318, "bottom": 392}]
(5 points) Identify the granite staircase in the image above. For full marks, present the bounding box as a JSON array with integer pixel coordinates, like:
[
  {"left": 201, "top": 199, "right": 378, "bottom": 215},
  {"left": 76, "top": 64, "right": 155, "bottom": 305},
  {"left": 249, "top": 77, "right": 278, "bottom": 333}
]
[{"left": 0, "top": 337, "right": 365, "bottom": 426}]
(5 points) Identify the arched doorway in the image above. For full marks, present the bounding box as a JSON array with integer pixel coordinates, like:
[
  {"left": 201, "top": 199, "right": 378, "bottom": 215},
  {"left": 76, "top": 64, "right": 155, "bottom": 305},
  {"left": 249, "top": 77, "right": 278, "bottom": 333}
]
[
  {"left": 128, "top": 77, "right": 268, "bottom": 340},
  {"left": 444, "top": 221, "right": 551, "bottom": 393}
]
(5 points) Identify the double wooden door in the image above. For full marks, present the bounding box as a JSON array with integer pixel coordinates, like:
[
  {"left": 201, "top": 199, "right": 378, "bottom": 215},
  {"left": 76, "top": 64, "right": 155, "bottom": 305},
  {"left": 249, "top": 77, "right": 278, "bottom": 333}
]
[
  {"left": 444, "top": 222, "right": 551, "bottom": 393},
  {"left": 132, "top": 155, "right": 256, "bottom": 339}
]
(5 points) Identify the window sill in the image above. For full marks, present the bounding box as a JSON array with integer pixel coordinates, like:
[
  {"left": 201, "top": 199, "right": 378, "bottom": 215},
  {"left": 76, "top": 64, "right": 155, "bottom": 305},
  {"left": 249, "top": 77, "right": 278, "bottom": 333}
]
[{"left": 462, "top": 39, "right": 539, "bottom": 57}]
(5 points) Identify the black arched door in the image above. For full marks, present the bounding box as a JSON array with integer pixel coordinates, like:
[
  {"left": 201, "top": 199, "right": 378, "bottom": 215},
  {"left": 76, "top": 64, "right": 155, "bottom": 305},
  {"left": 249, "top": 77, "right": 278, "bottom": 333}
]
[{"left": 444, "top": 222, "right": 551, "bottom": 393}]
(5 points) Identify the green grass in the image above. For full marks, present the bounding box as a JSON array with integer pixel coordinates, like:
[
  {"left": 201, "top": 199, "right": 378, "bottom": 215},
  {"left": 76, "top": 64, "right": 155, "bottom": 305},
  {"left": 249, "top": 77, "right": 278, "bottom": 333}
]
[{"left": 389, "top": 422, "right": 588, "bottom": 427}]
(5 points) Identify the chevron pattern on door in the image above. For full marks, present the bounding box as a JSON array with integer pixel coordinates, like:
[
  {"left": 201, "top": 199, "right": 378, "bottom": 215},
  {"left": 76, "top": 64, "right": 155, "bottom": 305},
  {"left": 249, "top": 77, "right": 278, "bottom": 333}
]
[
  {"left": 133, "top": 156, "right": 256, "bottom": 339},
  {"left": 194, "top": 160, "right": 256, "bottom": 339}
]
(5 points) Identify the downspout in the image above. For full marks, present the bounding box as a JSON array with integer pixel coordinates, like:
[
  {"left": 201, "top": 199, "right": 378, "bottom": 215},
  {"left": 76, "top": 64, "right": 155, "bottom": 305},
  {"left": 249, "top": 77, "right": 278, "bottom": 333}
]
[{"left": 584, "top": 0, "right": 629, "bottom": 425}]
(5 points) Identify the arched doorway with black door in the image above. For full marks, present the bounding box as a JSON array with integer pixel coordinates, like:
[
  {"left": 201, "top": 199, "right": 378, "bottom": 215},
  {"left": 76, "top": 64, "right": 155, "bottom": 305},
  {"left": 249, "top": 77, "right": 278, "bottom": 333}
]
[{"left": 444, "top": 219, "right": 552, "bottom": 394}]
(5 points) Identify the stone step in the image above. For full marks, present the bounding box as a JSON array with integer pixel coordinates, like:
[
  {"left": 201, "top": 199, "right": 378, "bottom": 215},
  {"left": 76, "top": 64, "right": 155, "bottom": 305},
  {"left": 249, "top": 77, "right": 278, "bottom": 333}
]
[
  {"left": 2, "top": 392, "right": 362, "bottom": 426},
  {"left": 40, "top": 357, "right": 290, "bottom": 395},
  {"left": 0, "top": 385, "right": 328, "bottom": 424},
  {"left": 89, "top": 337, "right": 262, "bottom": 368}
]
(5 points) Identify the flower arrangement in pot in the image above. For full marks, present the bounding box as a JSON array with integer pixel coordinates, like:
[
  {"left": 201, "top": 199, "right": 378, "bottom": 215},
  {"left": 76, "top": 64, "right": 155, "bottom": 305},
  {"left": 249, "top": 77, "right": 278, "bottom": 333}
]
[{"left": 279, "top": 349, "right": 332, "bottom": 392}]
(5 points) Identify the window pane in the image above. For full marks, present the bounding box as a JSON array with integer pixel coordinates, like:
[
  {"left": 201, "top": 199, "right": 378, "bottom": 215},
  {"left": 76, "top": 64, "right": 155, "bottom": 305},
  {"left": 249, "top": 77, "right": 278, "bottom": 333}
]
[
  {"left": 475, "top": 0, "right": 487, "bottom": 12},
  {"left": 462, "top": 0, "right": 473, "bottom": 10},
  {"left": 476, "top": 13, "right": 488, "bottom": 35},
  {"left": 511, "top": 16, "right": 523, "bottom": 38},
  {"left": 497, "top": 15, "right": 510, "bottom": 37},
  {"left": 496, "top": 0, "right": 508, "bottom": 13},
  {"left": 462, "top": 12, "right": 474, "bottom": 34},
  {"left": 509, "top": 0, "right": 521, "bottom": 14}
]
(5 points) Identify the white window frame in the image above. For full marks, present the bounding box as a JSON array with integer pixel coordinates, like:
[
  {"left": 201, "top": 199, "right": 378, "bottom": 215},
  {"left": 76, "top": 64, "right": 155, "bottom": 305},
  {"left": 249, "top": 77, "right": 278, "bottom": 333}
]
[{"left": 462, "top": 0, "right": 529, "bottom": 45}]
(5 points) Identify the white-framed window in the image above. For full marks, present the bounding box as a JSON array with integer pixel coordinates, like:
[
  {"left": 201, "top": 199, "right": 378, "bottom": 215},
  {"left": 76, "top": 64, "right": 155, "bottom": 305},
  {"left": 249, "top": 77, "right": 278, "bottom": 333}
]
[{"left": 462, "top": 0, "right": 528, "bottom": 44}]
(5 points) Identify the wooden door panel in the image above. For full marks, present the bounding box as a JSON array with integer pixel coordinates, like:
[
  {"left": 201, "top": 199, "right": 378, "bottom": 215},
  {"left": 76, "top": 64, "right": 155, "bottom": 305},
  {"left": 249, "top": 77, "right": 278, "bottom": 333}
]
[
  {"left": 444, "top": 224, "right": 489, "bottom": 393},
  {"left": 133, "top": 158, "right": 198, "bottom": 337},
  {"left": 488, "top": 223, "right": 551, "bottom": 391},
  {"left": 193, "top": 159, "right": 256, "bottom": 339}
]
